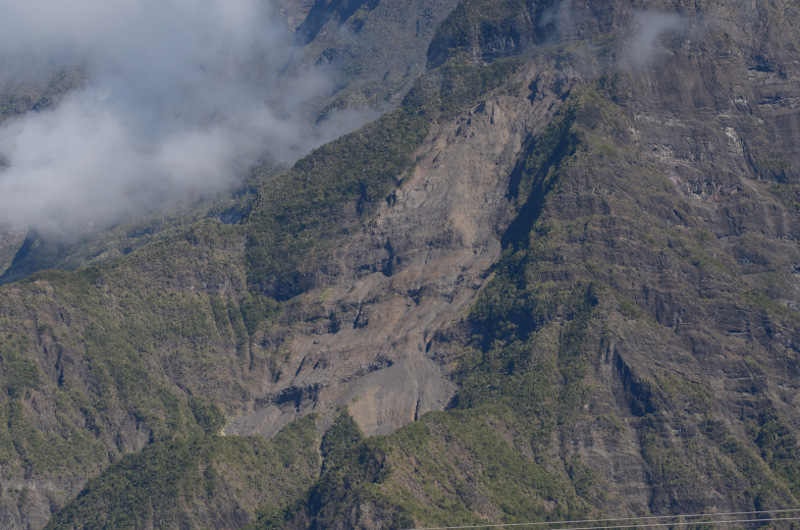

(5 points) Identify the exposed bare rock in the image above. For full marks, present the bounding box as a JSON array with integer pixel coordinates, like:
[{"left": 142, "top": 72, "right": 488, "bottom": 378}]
[{"left": 227, "top": 61, "right": 578, "bottom": 436}]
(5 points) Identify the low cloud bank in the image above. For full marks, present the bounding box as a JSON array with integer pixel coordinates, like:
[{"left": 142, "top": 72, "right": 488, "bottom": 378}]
[{"left": 0, "top": 0, "right": 369, "bottom": 237}]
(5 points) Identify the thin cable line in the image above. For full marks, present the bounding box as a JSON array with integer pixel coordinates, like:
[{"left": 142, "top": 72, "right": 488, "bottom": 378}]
[
  {"left": 549, "top": 515, "right": 800, "bottom": 530},
  {"left": 406, "top": 508, "right": 800, "bottom": 530}
]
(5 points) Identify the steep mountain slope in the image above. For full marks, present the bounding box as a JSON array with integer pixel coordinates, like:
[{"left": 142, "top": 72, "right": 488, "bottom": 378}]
[
  {"left": 0, "top": 0, "right": 458, "bottom": 287},
  {"left": 243, "top": 0, "right": 800, "bottom": 523},
  {"left": 232, "top": 55, "right": 569, "bottom": 438},
  {"left": 4, "top": 0, "right": 800, "bottom": 528},
  {"left": 0, "top": 183, "right": 262, "bottom": 285},
  {"left": 293, "top": 0, "right": 461, "bottom": 108},
  {"left": 0, "top": 10, "right": 492, "bottom": 524}
]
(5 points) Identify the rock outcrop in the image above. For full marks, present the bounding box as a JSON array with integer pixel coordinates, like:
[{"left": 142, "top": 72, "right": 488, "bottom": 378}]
[{"left": 227, "top": 61, "right": 578, "bottom": 437}]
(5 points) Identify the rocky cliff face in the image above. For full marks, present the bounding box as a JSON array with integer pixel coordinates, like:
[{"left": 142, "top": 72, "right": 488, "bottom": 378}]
[
  {"left": 227, "top": 59, "right": 577, "bottom": 438},
  {"left": 4, "top": 0, "right": 800, "bottom": 528}
]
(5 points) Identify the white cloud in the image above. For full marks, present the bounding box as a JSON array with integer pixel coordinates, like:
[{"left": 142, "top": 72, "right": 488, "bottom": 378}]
[
  {"left": 0, "top": 0, "right": 369, "bottom": 238},
  {"left": 626, "top": 11, "right": 686, "bottom": 69}
]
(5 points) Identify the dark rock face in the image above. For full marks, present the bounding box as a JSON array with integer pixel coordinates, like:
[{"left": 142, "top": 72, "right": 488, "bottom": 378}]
[
  {"left": 490, "top": 0, "right": 800, "bottom": 517},
  {"left": 294, "top": 0, "right": 382, "bottom": 44},
  {"left": 297, "top": 0, "right": 461, "bottom": 108}
]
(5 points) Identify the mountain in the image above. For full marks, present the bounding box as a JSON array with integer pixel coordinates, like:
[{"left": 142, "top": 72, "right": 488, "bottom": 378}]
[
  {"left": 3, "top": 0, "right": 800, "bottom": 528},
  {"left": 0, "top": 0, "right": 459, "bottom": 287}
]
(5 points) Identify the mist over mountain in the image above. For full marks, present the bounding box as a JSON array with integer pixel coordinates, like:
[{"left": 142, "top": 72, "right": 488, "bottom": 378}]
[{"left": 0, "top": 0, "right": 373, "bottom": 238}]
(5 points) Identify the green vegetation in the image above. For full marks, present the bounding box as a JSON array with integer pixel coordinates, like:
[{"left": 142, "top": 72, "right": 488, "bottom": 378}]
[
  {"left": 0, "top": 348, "right": 40, "bottom": 399},
  {"left": 640, "top": 431, "right": 695, "bottom": 488},
  {"left": 757, "top": 150, "right": 792, "bottom": 182},
  {"left": 258, "top": 408, "right": 597, "bottom": 528},
  {"left": 245, "top": 96, "right": 431, "bottom": 300},
  {"left": 702, "top": 417, "right": 795, "bottom": 510},
  {"left": 753, "top": 412, "right": 800, "bottom": 497},
  {"left": 0, "top": 160, "right": 284, "bottom": 287},
  {"left": 47, "top": 416, "right": 321, "bottom": 529},
  {"left": 189, "top": 397, "right": 226, "bottom": 435},
  {"left": 410, "top": 54, "right": 524, "bottom": 120},
  {"left": 0, "top": 222, "right": 255, "bottom": 478},
  {"left": 250, "top": 411, "right": 398, "bottom": 529},
  {"left": 379, "top": 411, "right": 592, "bottom": 527},
  {"left": 245, "top": 53, "right": 521, "bottom": 301},
  {"left": 743, "top": 290, "right": 799, "bottom": 321},
  {"left": 319, "top": 410, "right": 364, "bottom": 470},
  {"left": 427, "top": 0, "right": 548, "bottom": 67},
  {"left": 0, "top": 68, "right": 86, "bottom": 123}
]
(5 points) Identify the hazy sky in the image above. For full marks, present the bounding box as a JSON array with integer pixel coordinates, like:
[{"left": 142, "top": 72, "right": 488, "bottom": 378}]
[{"left": 0, "top": 0, "right": 366, "bottom": 238}]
